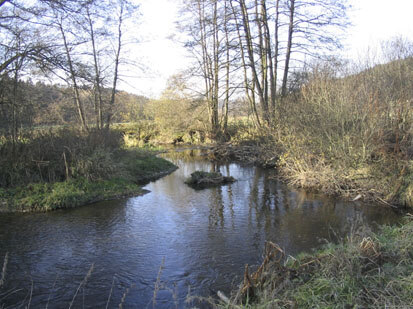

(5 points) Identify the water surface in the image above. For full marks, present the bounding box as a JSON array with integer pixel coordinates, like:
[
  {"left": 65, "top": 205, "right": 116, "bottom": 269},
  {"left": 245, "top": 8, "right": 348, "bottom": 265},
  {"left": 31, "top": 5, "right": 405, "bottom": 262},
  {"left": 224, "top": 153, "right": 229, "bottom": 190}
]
[{"left": 0, "top": 148, "right": 401, "bottom": 308}]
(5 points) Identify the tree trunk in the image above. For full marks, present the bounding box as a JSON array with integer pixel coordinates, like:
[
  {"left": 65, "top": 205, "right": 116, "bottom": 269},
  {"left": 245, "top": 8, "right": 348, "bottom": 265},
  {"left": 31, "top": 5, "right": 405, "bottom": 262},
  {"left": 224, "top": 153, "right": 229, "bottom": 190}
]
[
  {"left": 106, "top": 1, "right": 123, "bottom": 129},
  {"left": 255, "top": 0, "right": 269, "bottom": 124},
  {"left": 59, "top": 19, "right": 88, "bottom": 131},
  {"left": 211, "top": 0, "right": 220, "bottom": 138},
  {"left": 239, "top": 0, "right": 266, "bottom": 123},
  {"left": 230, "top": 0, "right": 260, "bottom": 127},
  {"left": 261, "top": 0, "right": 276, "bottom": 121},
  {"left": 87, "top": 6, "right": 103, "bottom": 130},
  {"left": 281, "top": 0, "right": 295, "bottom": 97},
  {"left": 223, "top": 0, "right": 230, "bottom": 134}
]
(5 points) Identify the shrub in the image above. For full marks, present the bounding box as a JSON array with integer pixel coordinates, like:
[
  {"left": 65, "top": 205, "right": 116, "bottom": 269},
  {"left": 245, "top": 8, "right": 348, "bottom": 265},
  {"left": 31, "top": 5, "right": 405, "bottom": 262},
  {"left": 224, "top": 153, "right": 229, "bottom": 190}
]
[{"left": 0, "top": 127, "right": 125, "bottom": 187}]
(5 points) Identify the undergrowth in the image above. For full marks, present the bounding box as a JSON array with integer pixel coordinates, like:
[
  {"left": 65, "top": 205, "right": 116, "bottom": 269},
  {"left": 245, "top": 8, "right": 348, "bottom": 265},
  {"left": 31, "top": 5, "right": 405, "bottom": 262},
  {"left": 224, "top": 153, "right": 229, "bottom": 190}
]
[
  {"left": 0, "top": 127, "right": 177, "bottom": 212},
  {"left": 220, "top": 217, "right": 413, "bottom": 308},
  {"left": 0, "top": 127, "right": 124, "bottom": 187},
  {"left": 257, "top": 56, "right": 413, "bottom": 208}
]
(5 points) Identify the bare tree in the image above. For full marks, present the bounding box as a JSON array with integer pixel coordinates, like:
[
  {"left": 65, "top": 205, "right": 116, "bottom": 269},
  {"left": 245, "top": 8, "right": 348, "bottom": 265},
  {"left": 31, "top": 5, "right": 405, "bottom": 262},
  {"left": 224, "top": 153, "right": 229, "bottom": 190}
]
[
  {"left": 180, "top": 0, "right": 350, "bottom": 125},
  {"left": 54, "top": 8, "right": 89, "bottom": 131},
  {"left": 182, "top": 0, "right": 228, "bottom": 140},
  {"left": 106, "top": 0, "right": 126, "bottom": 129}
]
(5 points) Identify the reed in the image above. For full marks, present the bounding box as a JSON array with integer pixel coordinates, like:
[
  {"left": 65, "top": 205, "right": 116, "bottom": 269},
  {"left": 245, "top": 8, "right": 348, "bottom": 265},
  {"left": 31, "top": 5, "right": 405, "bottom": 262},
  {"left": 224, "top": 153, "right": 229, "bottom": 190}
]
[
  {"left": 0, "top": 253, "right": 8, "bottom": 288},
  {"left": 69, "top": 263, "right": 94, "bottom": 309},
  {"left": 220, "top": 216, "right": 413, "bottom": 308}
]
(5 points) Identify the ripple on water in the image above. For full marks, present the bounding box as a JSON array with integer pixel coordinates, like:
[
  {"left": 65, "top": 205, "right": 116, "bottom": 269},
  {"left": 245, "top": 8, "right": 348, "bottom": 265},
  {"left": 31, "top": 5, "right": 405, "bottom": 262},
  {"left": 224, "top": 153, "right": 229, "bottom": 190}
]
[{"left": 0, "top": 149, "right": 402, "bottom": 308}]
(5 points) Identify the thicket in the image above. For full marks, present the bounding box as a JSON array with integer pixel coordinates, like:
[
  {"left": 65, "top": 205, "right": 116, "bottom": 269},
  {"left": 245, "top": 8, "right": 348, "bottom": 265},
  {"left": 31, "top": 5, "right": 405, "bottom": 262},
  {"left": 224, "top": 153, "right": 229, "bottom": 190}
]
[{"left": 273, "top": 55, "right": 413, "bottom": 207}]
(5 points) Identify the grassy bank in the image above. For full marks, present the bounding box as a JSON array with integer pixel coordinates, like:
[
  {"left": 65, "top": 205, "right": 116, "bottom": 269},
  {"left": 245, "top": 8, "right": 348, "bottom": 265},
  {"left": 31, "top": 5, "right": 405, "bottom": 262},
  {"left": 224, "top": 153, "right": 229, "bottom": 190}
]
[
  {"left": 0, "top": 128, "right": 177, "bottom": 212},
  {"left": 218, "top": 216, "right": 413, "bottom": 308},
  {"left": 0, "top": 177, "right": 144, "bottom": 212}
]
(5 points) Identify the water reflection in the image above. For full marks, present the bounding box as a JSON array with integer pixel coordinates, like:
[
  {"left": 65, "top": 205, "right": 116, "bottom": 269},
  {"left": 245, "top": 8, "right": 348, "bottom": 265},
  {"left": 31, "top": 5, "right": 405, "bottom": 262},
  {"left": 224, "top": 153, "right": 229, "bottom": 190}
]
[{"left": 0, "top": 148, "right": 401, "bottom": 308}]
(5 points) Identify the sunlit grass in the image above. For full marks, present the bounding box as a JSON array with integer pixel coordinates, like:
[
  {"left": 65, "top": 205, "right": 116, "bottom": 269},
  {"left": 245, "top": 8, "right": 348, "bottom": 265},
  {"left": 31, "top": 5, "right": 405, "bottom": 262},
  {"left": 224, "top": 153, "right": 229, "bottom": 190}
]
[{"left": 219, "top": 217, "right": 413, "bottom": 308}]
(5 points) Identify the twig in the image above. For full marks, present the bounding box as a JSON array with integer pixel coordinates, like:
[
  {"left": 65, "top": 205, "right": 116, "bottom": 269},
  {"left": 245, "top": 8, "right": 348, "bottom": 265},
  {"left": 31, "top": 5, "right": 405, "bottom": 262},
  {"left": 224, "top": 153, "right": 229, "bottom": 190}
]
[
  {"left": 217, "top": 291, "right": 230, "bottom": 304},
  {"left": 105, "top": 276, "right": 116, "bottom": 309},
  {"left": 0, "top": 252, "right": 8, "bottom": 287},
  {"left": 45, "top": 273, "right": 59, "bottom": 309},
  {"left": 152, "top": 257, "right": 165, "bottom": 308},
  {"left": 27, "top": 278, "right": 33, "bottom": 309},
  {"left": 0, "top": 288, "right": 23, "bottom": 302},
  {"left": 68, "top": 263, "right": 94, "bottom": 309},
  {"left": 118, "top": 285, "right": 133, "bottom": 309},
  {"left": 376, "top": 197, "right": 398, "bottom": 209},
  {"left": 17, "top": 276, "right": 33, "bottom": 309}
]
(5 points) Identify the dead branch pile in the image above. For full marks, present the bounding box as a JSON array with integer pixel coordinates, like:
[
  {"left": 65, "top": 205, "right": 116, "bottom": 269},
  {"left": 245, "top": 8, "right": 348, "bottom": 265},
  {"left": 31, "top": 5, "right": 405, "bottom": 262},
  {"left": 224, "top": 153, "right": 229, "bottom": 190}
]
[
  {"left": 185, "top": 171, "right": 236, "bottom": 188},
  {"left": 234, "top": 241, "right": 333, "bottom": 305},
  {"left": 207, "top": 142, "right": 278, "bottom": 167},
  {"left": 234, "top": 242, "right": 294, "bottom": 303}
]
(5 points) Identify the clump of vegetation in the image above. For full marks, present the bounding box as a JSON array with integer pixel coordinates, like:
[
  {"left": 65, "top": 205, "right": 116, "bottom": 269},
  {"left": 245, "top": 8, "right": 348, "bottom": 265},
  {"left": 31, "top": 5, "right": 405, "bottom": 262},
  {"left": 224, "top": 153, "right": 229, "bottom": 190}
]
[
  {"left": 208, "top": 136, "right": 280, "bottom": 168},
  {"left": 273, "top": 54, "right": 413, "bottom": 208},
  {"left": 185, "top": 171, "right": 235, "bottom": 188},
  {"left": 113, "top": 121, "right": 160, "bottom": 148},
  {"left": 0, "top": 127, "right": 124, "bottom": 187},
  {"left": 0, "top": 127, "right": 177, "bottom": 212},
  {"left": 0, "top": 178, "right": 143, "bottom": 212},
  {"left": 118, "top": 147, "right": 177, "bottom": 183},
  {"left": 220, "top": 217, "right": 413, "bottom": 308}
]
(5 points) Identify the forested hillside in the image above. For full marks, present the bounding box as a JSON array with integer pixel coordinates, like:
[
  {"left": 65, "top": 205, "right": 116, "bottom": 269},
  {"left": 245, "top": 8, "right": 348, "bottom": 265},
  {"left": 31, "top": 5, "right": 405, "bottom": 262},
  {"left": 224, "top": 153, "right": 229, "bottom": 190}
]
[{"left": 0, "top": 80, "right": 148, "bottom": 130}]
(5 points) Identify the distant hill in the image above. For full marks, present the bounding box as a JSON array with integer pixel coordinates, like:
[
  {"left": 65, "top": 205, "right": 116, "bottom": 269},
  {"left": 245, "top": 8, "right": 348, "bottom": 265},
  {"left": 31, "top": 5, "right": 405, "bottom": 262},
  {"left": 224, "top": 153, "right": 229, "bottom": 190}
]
[{"left": 0, "top": 80, "right": 149, "bottom": 130}]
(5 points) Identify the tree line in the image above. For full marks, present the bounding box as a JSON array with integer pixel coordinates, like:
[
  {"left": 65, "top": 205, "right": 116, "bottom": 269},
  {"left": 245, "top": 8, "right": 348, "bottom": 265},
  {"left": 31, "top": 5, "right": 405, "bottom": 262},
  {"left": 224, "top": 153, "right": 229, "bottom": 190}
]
[
  {"left": 0, "top": 0, "right": 138, "bottom": 142},
  {"left": 0, "top": 79, "right": 148, "bottom": 129}
]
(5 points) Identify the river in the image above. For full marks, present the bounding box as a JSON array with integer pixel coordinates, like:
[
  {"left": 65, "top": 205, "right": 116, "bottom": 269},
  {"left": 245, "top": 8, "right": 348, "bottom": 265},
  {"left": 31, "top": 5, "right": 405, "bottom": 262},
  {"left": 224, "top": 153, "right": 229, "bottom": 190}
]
[{"left": 0, "top": 148, "right": 401, "bottom": 308}]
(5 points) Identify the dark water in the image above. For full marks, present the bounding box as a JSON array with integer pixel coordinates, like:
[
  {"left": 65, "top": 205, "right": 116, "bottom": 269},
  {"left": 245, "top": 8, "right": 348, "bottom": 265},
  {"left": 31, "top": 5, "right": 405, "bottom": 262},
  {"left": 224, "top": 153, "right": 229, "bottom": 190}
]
[{"left": 0, "top": 148, "right": 401, "bottom": 308}]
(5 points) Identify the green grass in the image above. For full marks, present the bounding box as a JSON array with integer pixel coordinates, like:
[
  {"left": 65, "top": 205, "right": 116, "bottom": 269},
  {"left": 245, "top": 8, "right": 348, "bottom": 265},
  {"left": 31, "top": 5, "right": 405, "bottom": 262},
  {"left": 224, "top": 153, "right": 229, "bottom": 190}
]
[
  {"left": 0, "top": 148, "right": 177, "bottom": 212},
  {"left": 0, "top": 178, "right": 143, "bottom": 212},
  {"left": 118, "top": 148, "right": 177, "bottom": 183},
  {"left": 221, "top": 218, "right": 413, "bottom": 308}
]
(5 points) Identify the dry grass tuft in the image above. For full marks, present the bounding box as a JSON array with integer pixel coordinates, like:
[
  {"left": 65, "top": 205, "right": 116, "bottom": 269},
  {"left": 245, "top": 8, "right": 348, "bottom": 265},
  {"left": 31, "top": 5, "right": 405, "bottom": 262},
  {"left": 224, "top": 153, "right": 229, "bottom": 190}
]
[{"left": 221, "top": 217, "right": 413, "bottom": 308}]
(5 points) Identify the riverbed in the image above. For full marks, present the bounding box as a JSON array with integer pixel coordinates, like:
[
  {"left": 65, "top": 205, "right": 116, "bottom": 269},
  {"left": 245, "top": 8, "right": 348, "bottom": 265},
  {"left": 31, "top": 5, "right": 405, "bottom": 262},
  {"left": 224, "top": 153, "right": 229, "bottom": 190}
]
[{"left": 0, "top": 148, "right": 401, "bottom": 308}]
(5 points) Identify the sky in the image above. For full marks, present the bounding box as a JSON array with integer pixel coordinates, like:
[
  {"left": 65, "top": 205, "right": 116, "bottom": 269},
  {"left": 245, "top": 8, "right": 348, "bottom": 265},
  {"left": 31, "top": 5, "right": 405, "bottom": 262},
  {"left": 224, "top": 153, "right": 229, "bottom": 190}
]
[{"left": 121, "top": 0, "right": 413, "bottom": 98}]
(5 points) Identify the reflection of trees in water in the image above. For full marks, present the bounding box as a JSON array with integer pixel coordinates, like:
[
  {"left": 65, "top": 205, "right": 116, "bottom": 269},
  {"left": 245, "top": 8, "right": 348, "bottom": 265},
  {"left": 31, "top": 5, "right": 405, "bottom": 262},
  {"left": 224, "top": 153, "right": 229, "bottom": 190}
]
[
  {"left": 209, "top": 186, "right": 225, "bottom": 228},
  {"left": 207, "top": 163, "right": 236, "bottom": 229},
  {"left": 248, "top": 168, "right": 280, "bottom": 235},
  {"left": 165, "top": 149, "right": 400, "bottom": 256},
  {"left": 242, "top": 166, "right": 372, "bottom": 253},
  {"left": 224, "top": 164, "right": 235, "bottom": 230},
  {"left": 160, "top": 148, "right": 209, "bottom": 164}
]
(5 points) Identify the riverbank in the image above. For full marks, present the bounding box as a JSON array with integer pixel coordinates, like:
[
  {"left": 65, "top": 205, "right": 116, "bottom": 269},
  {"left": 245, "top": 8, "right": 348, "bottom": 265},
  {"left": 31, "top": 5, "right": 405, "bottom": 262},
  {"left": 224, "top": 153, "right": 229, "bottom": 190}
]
[
  {"left": 0, "top": 128, "right": 177, "bottom": 212},
  {"left": 0, "top": 149, "right": 177, "bottom": 212},
  {"left": 207, "top": 137, "right": 413, "bottom": 307},
  {"left": 218, "top": 215, "right": 413, "bottom": 308},
  {"left": 208, "top": 138, "right": 413, "bottom": 209}
]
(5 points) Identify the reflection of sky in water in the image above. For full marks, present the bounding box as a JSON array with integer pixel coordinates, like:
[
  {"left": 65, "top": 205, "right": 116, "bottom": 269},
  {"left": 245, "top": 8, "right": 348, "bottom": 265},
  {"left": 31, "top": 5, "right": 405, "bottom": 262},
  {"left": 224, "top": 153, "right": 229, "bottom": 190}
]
[{"left": 0, "top": 149, "right": 402, "bottom": 308}]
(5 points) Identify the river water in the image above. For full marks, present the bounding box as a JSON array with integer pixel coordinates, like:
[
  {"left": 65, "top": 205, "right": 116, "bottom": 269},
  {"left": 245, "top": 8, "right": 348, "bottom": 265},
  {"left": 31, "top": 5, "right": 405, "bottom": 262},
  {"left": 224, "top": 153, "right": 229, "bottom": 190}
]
[{"left": 0, "top": 148, "right": 401, "bottom": 308}]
